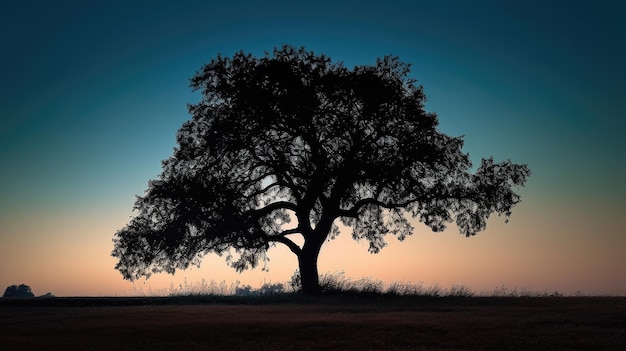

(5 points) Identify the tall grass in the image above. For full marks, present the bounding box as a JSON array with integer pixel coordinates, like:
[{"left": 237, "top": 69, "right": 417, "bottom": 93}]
[
  {"left": 315, "top": 271, "right": 474, "bottom": 297},
  {"left": 131, "top": 278, "right": 241, "bottom": 297},
  {"left": 129, "top": 271, "right": 572, "bottom": 298}
]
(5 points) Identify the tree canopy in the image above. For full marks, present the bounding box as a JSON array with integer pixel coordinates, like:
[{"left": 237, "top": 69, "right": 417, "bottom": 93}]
[
  {"left": 112, "top": 45, "right": 530, "bottom": 294},
  {"left": 3, "top": 284, "right": 35, "bottom": 298}
]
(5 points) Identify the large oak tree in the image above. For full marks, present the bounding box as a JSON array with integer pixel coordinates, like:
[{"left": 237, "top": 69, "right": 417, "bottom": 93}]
[{"left": 112, "top": 46, "right": 530, "bottom": 295}]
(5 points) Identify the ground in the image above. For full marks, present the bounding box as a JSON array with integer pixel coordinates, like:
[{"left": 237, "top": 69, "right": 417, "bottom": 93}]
[{"left": 1, "top": 296, "right": 624, "bottom": 350}]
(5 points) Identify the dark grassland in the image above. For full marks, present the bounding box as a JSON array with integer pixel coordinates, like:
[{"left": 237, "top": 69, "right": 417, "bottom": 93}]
[{"left": 1, "top": 296, "right": 625, "bottom": 350}]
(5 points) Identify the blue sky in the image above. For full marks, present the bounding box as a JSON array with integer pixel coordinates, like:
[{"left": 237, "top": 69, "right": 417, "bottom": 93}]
[{"left": 1, "top": 0, "right": 624, "bottom": 296}]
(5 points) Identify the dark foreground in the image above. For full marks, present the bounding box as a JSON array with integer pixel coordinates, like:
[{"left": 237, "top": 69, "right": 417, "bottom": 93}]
[{"left": 1, "top": 296, "right": 625, "bottom": 350}]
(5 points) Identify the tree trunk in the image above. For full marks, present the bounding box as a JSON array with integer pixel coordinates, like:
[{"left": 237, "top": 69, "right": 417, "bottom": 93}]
[{"left": 298, "top": 243, "right": 323, "bottom": 295}]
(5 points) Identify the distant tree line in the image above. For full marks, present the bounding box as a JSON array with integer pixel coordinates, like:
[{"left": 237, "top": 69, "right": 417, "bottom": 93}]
[{"left": 3, "top": 284, "right": 34, "bottom": 298}]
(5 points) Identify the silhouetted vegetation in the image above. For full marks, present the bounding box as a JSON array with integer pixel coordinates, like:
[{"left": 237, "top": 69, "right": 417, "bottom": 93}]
[
  {"left": 128, "top": 273, "right": 572, "bottom": 301},
  {"left": 113, "top": 45, "right": 530, "bottom": 295},
  {"left": 2, "top": 284, "right": 34, "bottom": 298}
]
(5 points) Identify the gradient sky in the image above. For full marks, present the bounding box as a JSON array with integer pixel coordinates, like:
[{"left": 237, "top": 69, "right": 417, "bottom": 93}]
[{"left": 1, "top": 0, "right": 624, "bottom": 296}]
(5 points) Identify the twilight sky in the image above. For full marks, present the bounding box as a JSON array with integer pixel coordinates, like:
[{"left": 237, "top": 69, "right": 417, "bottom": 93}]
[{"left": 1, "top": 0, "right": 624, "bottom": 296}]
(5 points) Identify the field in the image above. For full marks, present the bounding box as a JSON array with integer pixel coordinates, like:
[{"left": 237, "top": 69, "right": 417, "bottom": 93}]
[{"left": 1, "top": 296, "right": 625, "bottom": 350}]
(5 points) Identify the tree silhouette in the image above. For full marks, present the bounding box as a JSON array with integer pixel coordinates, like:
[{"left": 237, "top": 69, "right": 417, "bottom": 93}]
[
  {"left": 112, "top": 46, "right": 530, "bottom": 295},
  {"left": 3, "top": 284, "right": 35, "bottom": 298}
]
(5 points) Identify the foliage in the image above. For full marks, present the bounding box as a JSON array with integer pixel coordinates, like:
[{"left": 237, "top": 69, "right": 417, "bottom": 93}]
[
  {"left": 112, "top": 45, "right": 530, "bottom": 294},
  {"left": 131, "top": 274, "right": 572, "bottom": 299},
  {"left": 168, "top": 278, "right": 237, "bottom": 296},
  {"left": 290, "top": 271, "right": 476, "bottom": 297},
  {"left": 133, "top": 278, "right": 287, "bottom": 297},
  {"left": 234, "top": 283, "right": 285, "bottom": 296},
  {"left": 3, "top": 284, "right": 35, "bottom": 298},
  {"left": 289, "top": 270, "right": 302, "bottom": 292}
]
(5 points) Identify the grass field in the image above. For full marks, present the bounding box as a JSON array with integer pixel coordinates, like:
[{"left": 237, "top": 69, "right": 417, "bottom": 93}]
[{"left": 1, "top": 295, "right": 625, "bottom": 350}]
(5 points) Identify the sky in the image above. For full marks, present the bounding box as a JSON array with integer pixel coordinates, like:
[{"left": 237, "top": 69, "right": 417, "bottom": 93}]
[{"left": 1, "top": 0, "right": 624, "bottom": 297}]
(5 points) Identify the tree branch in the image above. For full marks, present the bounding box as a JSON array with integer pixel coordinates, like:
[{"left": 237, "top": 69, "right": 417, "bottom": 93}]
[
  {"left": 267, "top": 235, "right": 302, "bottom": 255},
  {"left": 279, "top": 227, "right": 302, "bottom": 236},
  {"left": 245, "top": 181, "right": 282, "bottom": 200},
  {"left": 250, "top": 201, "right": 299, "bottom": 217}
]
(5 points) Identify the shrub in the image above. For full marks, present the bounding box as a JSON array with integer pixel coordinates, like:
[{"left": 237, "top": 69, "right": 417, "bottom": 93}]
[{"left": 3, "top": 284, "right": 35, "bottom": 298}]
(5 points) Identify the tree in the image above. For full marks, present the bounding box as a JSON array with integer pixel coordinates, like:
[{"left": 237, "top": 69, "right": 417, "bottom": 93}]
[
  {"left": 3, "top": 284, "right": 35, "bottom": 298},
  {"left": 112, "top": 45, "right": 530, "bottom": 295}
]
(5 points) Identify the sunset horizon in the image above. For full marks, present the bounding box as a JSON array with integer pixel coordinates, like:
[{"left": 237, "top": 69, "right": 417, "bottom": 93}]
[{"left": 2, "top": 0, "right": 624, "bottom": 298}]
